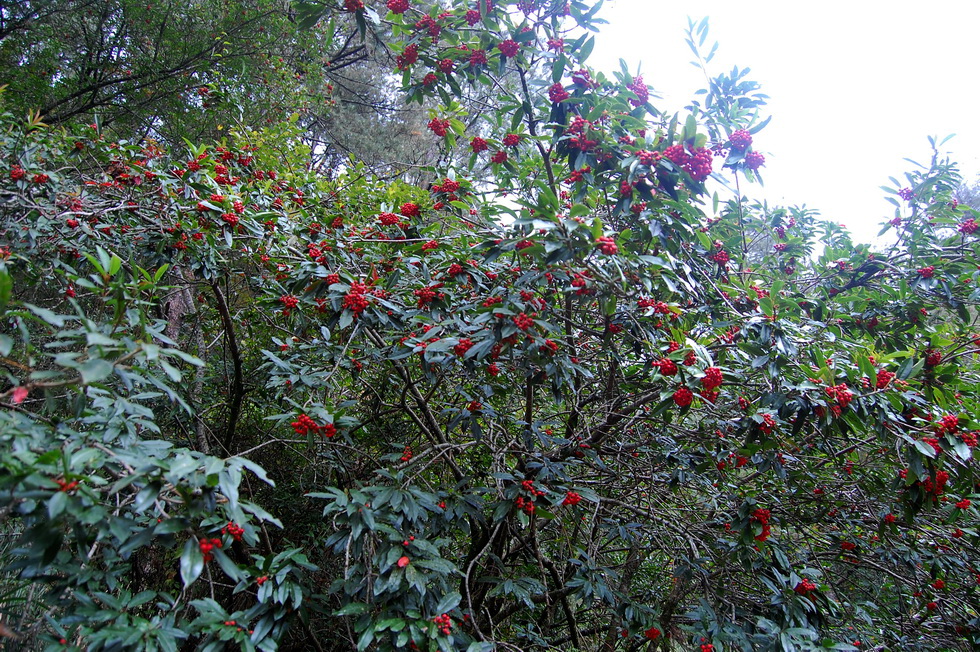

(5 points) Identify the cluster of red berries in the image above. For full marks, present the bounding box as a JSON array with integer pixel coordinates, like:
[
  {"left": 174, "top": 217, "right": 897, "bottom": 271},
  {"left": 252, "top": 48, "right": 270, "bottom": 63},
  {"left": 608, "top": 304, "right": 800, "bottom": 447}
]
[
  {"left": 199, "top": 537, "right": 223, "bottom": 562},
  {"left": 909, "top": 469, "right": 949, "bottom": 496},
  {"left": 497, "top": 39, "right": 519, "bottom": 58},
  {"left": 432, "top": 613, "right": 452, "bottom": 635},
  {"left": 415, "top": 15, "right": 441, "bottom": 38},
  {"left": 33, "top": 173, "right": 50, "bottom": 184},
  {"left": 470, "top": 137, "right": 489, "bottom": 153},
  {"left": 825, "top": 383, "right": 853, "bottom": 408},
  {"left": 673, "top": 386, "right": 693, "bottom": 407},
  {"left": 452, "top": 338, "right": 474, "bottom": 356},
  {"left": 627, "top": 75, "right": 648, "bottom": 107},
  {"left": 644, "top": 626, "right": 661, "bottom": 640},
  {"left": 342, "top": 281, "right": 371, "bottom": 318},
  {"left": 386, "top": 0, "right": 409, "bottom": 13},
  {"left": 55, "top": 478, "right": 80, "bottom": 492},
  {"left": 937, "top": 414, "right": 959, "bottom": 434},
  {"left": 279, "top": 294, "right": 299, "bottom": 313},
  {"left": 290, "top": 414, "right": 337, "bottom": 438},
  {"left": 548, "top": 83, "right": 570, "bottom": 103},
  {"left": 400, "top": 446, "right": 413, "bottom": 462},
  {"left": 841, "top": 541, "right": 857, "bottom": 552},
  {"left": 876, "top": 370, "right": 895, "bottom": 389},
  {"left": 663, "top": 144, "right": 713, "bottom": 181},
  {"left": 514, "top": 496, "right": 536, "bottom": 514},
  {"left": 428, "top": 118, "right": 450, "bottom": 137},
  {"left": 521, "top": 479, "right": 546, "bottom": 497},
  {"left": 544, "top": 36, "right": 564, "bottom": 52},
  {"left": 638, "top": 298, "right": 672, "bottom": 314},
  {"left": 562, "top": 491, "right": 581, "bottom": 506},
  {"left": 566, "top": 165, "right": 591, "bottom": 183},
  {"left": 744, "top": 151, "right": 765, "bottom": 171},
  {"left": 414, "top": 286, "right": 445, "bottom": 308},
  {"left": 540, "top": 339, "right": 559, "bottom": 355},
  {"left": 955, "top": 499, "right": 971, "bottom": 509},
  {"left": 701, "top": 366, "right": 723, "bottom": 390},
  {"left": 709, "top": 249, "right": 730, "bottom": 267},
  {"left": 399, "top": 202, "right": 420, "bottom": 217},
  {"left": 565, "top": 116, "right": 599, "bottom": 152},
  {"left": 396, "top": 44, "right": 418, "bottom": 70},
  {"left": 502, "top": 133, "right": 521, "bottom": 147},
  {"left": 596, "top": 236, "right": 617, "bottom": 255},
  {"left": 222, "top": 522, "right": 245, "bottom": 542},
  {"left": 729, "top": 129, "right": 753, "bottom": 151},
  {"left": 652, "top": 358, "right": 678, "bottom": 376},
  {"left": 897, "top": 187, "right": 915, "bottom": 201},
  {"left": 379, "top": 211, "right": 401, "bottom": 226},
  {"left": 794, "top": 578, "right": 816, "bottom": 595},
  {"left": 9, "top": 166, "right": 25, "bottom": 180},
  {"left": 917, "top": 265, "right": 935, "bottom": 278},
  {"left": 491, "top": 150, "right": 507, "bottom": 164},
  {"left": 925, "top": 348, "right": 942, "bottom": 366},
  {"left": 513, "top": 312, "right": 534, "bottom": 331},
  {"left": 759, "top": 413, "right": 777, "bottom": 435},
  {"left": 958, "top": 218, "right": 978, "bottom": 235},
  {"left": 636, "top": 150, "right": 660, "bottom": 166},
  {"left": 751, "top": 508, "right": 771, "bottom": 542}
]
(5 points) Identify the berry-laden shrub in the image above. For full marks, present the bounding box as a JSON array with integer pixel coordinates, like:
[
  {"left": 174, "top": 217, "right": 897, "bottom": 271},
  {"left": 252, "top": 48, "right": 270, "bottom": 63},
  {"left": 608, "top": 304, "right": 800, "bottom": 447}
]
[{"left": 1, "top": 3, "right": 979, "bottom": 652}]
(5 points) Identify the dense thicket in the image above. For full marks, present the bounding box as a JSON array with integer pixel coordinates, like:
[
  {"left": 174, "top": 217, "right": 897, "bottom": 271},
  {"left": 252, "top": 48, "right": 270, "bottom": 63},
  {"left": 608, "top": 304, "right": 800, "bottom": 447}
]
[{"left": 0, "top": 1, "right": 978, "bottom": 651}]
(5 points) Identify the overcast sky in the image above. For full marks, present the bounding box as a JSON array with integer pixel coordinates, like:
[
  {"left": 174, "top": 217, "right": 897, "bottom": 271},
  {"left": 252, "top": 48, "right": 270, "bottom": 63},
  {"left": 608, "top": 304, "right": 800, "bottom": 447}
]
[{"left": 589, "top": 0, "right": 980, "bottom": 243}]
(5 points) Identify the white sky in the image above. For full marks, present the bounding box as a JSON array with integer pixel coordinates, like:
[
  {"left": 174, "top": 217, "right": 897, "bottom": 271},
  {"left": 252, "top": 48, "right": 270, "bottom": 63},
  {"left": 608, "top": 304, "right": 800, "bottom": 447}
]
[{"left": 590, "top": 0, "right": 980, "bottom": 242}]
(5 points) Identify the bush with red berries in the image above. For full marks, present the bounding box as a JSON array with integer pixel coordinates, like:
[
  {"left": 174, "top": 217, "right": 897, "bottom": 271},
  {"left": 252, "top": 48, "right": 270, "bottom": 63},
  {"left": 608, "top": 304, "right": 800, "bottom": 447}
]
[{"left": 1, "top": 2, "right": 979, "bottom": 652}]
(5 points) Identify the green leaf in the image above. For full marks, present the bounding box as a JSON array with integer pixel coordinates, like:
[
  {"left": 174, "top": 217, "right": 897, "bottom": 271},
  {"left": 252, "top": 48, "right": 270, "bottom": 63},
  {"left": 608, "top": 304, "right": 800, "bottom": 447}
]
[
  {"left": 237, "top": 458, "right": 275, "bottom": 487},
  {"left": 434, "top": 591, "right": 461, "bottom": 614},
  {"left": 24, "top": 303, "right": 66, "bottom": 327},
  {"left": 294, "top": 1, "right": 326, "bottom": 30},
  {"left": 80, "top": 358, "right": 114, "bottom": 384},
  {"left": 180, "top": 538, "right": 205, "bottom": 587},
  {"left": 334, "top": 602, "right": 370, "bottom": 616},
  {"left": 159, "top": 359, "right": 182, "bottom": 382},
  {"left": 48, "top": 491, "right": 68, "bottom": 519},
  {"left": 241, "top": 501, "right": 283, "bottom": 528},
  {"left": 0, "top": 266, "right": 11, "bottom": 314},
  {"left": 578, "top": 35, "right": 595, "bottom": 63},
  {"left": 212, "top": 548, "right": 245, "bottom": 582},
  {"left": 356, "top": 627, "right": 374, "bottom": 651},
  {"left": 108, "top": 255, "right": 122, "bottom": 277}
]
